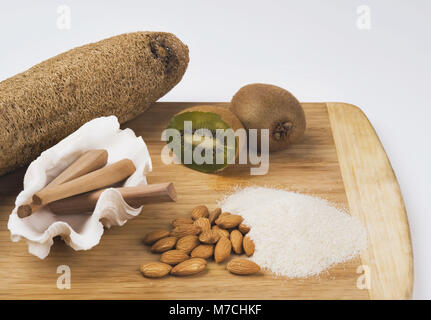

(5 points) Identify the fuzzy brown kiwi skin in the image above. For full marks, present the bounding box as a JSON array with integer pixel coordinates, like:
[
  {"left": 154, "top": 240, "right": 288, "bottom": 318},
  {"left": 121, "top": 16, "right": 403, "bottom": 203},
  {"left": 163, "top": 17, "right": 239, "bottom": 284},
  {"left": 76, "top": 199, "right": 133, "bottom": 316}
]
[
  {"left": 172, "top": 105, "right": 244, "bottom": 172},
  {"left": 230, "top": 83, "right": 306, "bottom": 152}
]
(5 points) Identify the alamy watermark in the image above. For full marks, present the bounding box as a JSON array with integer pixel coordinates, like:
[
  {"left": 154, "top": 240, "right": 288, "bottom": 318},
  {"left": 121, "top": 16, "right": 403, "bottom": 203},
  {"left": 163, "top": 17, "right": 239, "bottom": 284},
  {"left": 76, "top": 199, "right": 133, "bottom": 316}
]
[
  {"left": 356, "top": 264, "right": 371, "bottom": 290},
  {"left": 57, "top": 5, "right": 71, "bottom": 30},
  {"left": 56, "top": 265, "right": 71, "bottom": 289},
  {"left": 161, "top": 121, "right": 270, "bottom": 175},
  {"left": 356, "top": 5, "right": 372, "bottom": 30}
]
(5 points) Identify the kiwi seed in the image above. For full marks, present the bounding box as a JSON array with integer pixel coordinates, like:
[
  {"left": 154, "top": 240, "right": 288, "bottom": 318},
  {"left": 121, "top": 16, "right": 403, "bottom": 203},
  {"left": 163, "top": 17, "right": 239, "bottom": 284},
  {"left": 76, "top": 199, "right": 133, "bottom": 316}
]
[{"left": 166, "top": 105, "right": 244, "bottom": 173}]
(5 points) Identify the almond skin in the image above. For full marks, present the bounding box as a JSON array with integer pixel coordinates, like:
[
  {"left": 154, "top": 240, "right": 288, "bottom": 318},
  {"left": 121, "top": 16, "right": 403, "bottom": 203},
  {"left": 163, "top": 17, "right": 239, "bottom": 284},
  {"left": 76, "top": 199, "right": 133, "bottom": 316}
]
[
  {"left": 171, "top": 258, "right": 207, "bottom": 276},
  {"left": 227, "top": 258, "right": 260, "bottom": 275},
  {"left": 160, "top": 249, "right": 189, "bottom": 265},
  {"left": 219, "top": 212, "right": 231, "bottom": 219},
  {"left": 208, "top": 208, "right": 222, "bottom": 225},
  {"left": 230, "top": 230, "right": 243, "bottom": 254},
  {"left": 191, "top": 244, "right": 214, "bottom": 259},
  {"left": 238, "top": 223, "right": 251, "bottom": 235},
  {"left": 150, "top": 236, "right": 177, "bottom": 253},
  {"left": 193, "top": 217, "right": 211, "bottom": 232},
  {"left": 172, "top": 217, "right": 194, "bottom": 227},
  {"left": 214, "top": 237, "right": 232, "bottom": 263},
  {"left": 176, "top": 235, "right": 200, "bottom": 254},
  {"left": 243, "top": 236, "right": 255, "bottom": 257},
  {"left": 171, "top": 224, "right": 202, "bottom": 238},
  {"left": 143, "top": 229, "right": 170, "bottom": 245},
  {"left": 212, "top": 225, "right": 230, "bottom": 239},
  {"left": 140, "top": 262, "right": 172, "bottom": 278},
  {"left": 191, "top": 205, "right": 209, "bottom": 220},
  {"left": 199, "top": 229, "right": 220, "bottom": 244},
  {"left": 215, "top": 214, "right": 243, "bottom": 229}
]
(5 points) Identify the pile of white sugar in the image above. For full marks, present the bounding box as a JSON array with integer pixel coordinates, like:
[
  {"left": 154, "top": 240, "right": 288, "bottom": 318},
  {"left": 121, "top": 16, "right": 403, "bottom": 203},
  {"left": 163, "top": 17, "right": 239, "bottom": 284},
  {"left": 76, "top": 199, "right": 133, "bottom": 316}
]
[{"left": 219, "top": 187, "right": 367, "bottom": 278}]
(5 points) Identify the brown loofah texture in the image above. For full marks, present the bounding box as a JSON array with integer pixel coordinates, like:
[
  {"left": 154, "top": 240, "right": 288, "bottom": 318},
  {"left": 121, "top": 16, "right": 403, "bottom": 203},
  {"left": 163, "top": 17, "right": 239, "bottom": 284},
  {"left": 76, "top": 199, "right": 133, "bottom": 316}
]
[{"left": 0, "top": 31, "right": 189, "bottom": 176}]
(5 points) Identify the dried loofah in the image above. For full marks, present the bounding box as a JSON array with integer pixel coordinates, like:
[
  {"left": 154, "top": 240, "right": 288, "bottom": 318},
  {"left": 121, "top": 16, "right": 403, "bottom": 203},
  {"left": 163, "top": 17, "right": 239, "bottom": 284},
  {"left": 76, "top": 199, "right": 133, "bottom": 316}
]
[
  {"left": 7, "top": 116, "right": 152, "bottom": 259},
  {"left": 0, "top": 31, "right": 189, "bottom": 176}
]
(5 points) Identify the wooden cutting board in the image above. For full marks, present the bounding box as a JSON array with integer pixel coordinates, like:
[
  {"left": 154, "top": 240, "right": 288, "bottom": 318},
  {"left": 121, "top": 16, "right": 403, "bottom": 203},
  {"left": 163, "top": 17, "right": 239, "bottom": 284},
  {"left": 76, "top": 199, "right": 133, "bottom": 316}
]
[{"left": 0, "top": 102, "right": 413, "bottom": 300}]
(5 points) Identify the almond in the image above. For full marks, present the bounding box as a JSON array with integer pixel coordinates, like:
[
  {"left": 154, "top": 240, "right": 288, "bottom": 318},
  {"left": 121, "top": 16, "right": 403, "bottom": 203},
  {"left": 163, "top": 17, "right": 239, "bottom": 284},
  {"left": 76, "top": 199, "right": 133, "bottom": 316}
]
[
  {"left": 243, "top": 236, "right": 255, "bottom": 257},
  {"left": 191, "top": 205, "right": 209, "bottom": 220},
  {"left": 199, "top": 229, "right": 220, "bottom": 244},
  {"left": 160, "top": 250, "right": 189, "bottom": 265},
  {"left": 176, "top": 235, "right": 200, "bottom": 254},
  {"left": 171, "top": 258, "right": 207, "bottom": 276},
  {"left": 238, "top": 223, "right": 251, "bottom": 235},
  {"left": 191, "top": 244, "right": 214, "bottom": 259},
  {"left": 171, "top": 224, "right": 201, "bottom": 238},
  {"left": 214, "top": 237, "right": 231, "bottom": 263},
  {"left": 172, "top": 217, "right": 194, "bottom": 227},
  {"left": 215, "top": 214, "right": 243, "bottom": 229},
  {"left": 140, "top": 262, "right": 172, "bottom": 278},
  {"left": 230, "top": 230, "right": 243, "bottom": 254},
  {"left": 227, "top": 258, "right": 260, "bottom": 275},
  {"left": 219, "top": 211, "right": 231, "bottom": 218},
  {"left": 212, "top": 225, "right": 230, "bottom": 239},
  {"left": 150, "top": 236, "right": 177, "bottom": 253},
  {"left": 208, "top": 208, "right": 222, "bottom": 225},
  {"left": 143, "top": 229, "right": 170, "bottom": 245},
  {"left": 193, "top": 217, "right": 211, "bottom": 232}
]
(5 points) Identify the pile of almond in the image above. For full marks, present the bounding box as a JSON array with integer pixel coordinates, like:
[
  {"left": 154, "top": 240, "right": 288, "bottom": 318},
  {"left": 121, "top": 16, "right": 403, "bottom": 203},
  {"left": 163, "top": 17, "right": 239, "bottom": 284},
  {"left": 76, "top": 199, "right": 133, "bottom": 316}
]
[{"left": 140, "top": 205, "right": 260, "bottom": 278}]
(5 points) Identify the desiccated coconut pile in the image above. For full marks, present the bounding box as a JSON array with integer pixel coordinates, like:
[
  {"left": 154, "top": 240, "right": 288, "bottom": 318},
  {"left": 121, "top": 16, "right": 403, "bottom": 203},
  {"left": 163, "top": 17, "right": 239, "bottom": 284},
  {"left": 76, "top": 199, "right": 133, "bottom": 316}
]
[{"left": 219, "top": 187, "right": 367, "bottom": 278}]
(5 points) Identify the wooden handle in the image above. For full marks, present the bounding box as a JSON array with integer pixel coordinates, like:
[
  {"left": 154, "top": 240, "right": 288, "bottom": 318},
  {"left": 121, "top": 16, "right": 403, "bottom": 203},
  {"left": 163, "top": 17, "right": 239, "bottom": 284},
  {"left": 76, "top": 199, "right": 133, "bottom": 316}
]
[
  {"left": 49, "top": 182, "right": 177, "bottom": 215},
  {"left": 17, "top": 149, "right": 108, "bottom": 218},
  {"left": 49, "top": 149, "right": 108, "bottom": 185},
  {"left": 32, "top": 159, "right": 136, "bottom": 206}
]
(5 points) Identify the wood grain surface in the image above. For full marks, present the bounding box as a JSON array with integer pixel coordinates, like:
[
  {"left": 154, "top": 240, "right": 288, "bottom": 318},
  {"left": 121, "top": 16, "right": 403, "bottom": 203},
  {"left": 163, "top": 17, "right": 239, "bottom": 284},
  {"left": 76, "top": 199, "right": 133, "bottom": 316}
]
[
  {"left": 0, "top": 102, "right": 412, "bottom": 299},
  {"left": 327, "top": 102, "right": 413, "bottom": 299}
]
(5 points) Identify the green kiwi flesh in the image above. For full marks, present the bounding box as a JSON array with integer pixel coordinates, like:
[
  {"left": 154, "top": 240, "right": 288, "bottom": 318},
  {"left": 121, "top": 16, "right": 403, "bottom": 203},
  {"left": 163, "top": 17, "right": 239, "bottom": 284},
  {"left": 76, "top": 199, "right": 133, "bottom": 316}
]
[{"left": 166, "top": 107, "right": 241, "bottom": 173}]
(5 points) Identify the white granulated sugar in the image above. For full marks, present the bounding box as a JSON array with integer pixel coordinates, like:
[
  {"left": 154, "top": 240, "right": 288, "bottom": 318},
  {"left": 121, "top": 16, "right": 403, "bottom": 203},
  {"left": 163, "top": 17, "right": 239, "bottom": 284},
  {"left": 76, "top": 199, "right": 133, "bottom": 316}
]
[{"left": 219, "top": 187, "right": 367, "bottom": 278}]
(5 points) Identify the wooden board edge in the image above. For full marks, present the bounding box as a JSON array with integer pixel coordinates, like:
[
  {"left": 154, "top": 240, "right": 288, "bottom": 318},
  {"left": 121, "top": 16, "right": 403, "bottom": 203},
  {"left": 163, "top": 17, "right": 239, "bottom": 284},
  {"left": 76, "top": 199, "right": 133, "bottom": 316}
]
[{"left": 327, "top": 102, "right": 413, "bottom": 300}]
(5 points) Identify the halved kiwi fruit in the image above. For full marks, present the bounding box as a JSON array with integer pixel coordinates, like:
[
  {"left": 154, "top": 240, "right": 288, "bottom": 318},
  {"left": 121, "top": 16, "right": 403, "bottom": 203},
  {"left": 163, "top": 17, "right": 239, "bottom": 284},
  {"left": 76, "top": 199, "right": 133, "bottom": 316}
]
[
  {"left": 166, "top": 105, "right": 244, "bottom": 173},
  {"left": 230, "top": 83, "right": 306, "bottom": 152}
]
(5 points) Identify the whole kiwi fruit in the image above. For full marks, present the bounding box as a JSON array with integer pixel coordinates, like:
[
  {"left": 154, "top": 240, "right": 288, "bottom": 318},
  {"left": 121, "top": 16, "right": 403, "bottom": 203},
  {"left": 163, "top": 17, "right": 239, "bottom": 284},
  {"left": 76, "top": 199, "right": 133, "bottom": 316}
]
[
  {"left": 166, "top": 105, "right": 244, "bottom": 173},
  {"left": 230, "top": 83, "right": 306, "bottom": 152}
]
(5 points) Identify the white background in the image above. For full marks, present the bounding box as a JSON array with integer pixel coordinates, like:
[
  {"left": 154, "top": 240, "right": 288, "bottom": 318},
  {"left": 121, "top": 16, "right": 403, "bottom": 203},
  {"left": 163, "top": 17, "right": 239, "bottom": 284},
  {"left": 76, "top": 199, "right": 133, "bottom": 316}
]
[{"left": 1, "top": 0, "right": 430, "bottom": 299}]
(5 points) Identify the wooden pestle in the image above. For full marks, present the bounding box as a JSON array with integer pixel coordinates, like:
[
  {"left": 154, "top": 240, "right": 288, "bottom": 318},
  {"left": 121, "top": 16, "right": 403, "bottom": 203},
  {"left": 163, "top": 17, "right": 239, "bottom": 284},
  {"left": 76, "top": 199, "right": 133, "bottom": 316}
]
[
  {"left": 17, "top": 149, "right": 108, "bottom": 218},
  {"left": 49, "top": 182, "right": 177, "bottom": 215},
  {"left": 32, "top": 159, "right": 136, "bottom": 206}
]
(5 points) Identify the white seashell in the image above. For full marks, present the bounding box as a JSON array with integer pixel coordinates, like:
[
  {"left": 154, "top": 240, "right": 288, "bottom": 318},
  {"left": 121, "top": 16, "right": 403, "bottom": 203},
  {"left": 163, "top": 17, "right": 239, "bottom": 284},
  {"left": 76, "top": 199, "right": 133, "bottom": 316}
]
[{"left": 7, "top": 116, "right": 152, "bottom": 259}]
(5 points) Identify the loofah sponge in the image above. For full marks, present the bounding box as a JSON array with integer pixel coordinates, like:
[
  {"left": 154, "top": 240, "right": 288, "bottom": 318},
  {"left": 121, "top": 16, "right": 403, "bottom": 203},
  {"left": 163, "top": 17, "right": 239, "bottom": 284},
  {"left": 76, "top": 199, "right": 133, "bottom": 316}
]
[{"left": 0, "top": 31, "right": 189, "bottom": 176}]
